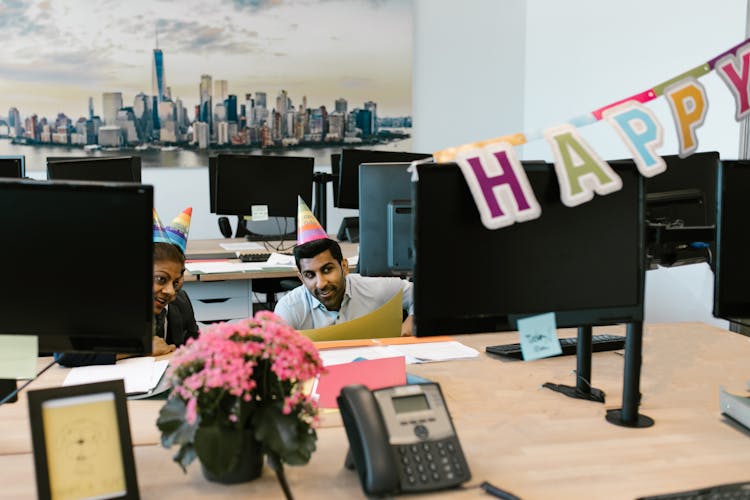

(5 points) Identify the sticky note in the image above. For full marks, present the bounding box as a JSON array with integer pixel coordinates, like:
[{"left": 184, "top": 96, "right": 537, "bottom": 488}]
[
  {"left": 314, "top": 356, "right": 406, "bottom": 408},
  {"left": 517, "top": 313, "right": 562, "bottom": 361},
  {"left": 0, "top": 334, "right": 38, "bottom": 379},
  {"left": 250, "top": 205, "right": 269, "bottom": 221}
]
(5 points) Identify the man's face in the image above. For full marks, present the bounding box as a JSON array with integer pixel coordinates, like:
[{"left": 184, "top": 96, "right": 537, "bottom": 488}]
[{"left": 298, "top": 249, "right": 349, "bottom": 311}]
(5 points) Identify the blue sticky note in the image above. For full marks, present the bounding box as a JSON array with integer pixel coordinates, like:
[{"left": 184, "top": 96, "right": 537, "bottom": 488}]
[{"left": 517, "top": 312, "right": 562, "bottom": 361}]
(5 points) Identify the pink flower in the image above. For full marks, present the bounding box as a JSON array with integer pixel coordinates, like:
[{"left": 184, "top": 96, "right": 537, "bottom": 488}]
[{"left": 185, "top": 397, "right": 198, "bottom": 425}]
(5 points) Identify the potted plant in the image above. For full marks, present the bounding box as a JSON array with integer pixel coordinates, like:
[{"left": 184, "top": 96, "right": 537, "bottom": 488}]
[{"left": 156, "top": 311, "right": 325, "bottom": 499}]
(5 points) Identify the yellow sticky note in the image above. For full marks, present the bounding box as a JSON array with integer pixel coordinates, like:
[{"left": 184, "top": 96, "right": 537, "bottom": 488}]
[{"left": 0, "top": 334, "right": 38, "bottom": 379}]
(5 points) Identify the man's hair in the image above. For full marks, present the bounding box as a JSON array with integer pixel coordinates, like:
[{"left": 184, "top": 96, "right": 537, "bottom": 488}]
[
  {"left": 154, "top": 242, "right": 186, "bottom": 266},
  {"left": 293, "top": 238, "right": 343, "bottom": 270}
]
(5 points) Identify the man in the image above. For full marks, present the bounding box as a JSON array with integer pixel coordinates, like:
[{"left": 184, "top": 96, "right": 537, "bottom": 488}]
[{"left": 274, "top": 198, "right": 414, "bottom": 336}]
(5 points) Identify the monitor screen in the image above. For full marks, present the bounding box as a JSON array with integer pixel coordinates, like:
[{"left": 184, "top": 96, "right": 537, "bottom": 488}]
[
  {"left": 0, "top": 179, "right": 153, "bottom": 353},
  {"left": 0, "top": 156, "right": 24, "bottom": 178},
  {"left": 713, "top": 160, "right": 750, "bottom": 320},
  {"left": 214, "top": 154, "right": 314, "bottom": 219},
  {"left": 644, "top": 151, "right": 719, "bottom": 227},
  {"left": 337, "top": 148, "right": 432, "bottom": 209},
  {"left": 47, "top": 156, "right": 142, "bottom": 183},
  {"left": 412, "top": 162, "right": 645, "bottom": 336}
]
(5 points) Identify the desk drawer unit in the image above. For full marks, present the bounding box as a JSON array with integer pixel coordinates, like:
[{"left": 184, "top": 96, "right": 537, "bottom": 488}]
[{"left": 182, "top": 280, "right": 251, "bottom": 322}]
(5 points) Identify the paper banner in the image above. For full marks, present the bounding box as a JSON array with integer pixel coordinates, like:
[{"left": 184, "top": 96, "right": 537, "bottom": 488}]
[{"left": 429, "top": 36, "right": 750, "bottom": 229}]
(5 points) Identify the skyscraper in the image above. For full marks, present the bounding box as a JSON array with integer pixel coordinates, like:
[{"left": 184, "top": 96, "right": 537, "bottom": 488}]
[
  {"left": 153, "top": 30, "right": 167, "bottom": 103},
  {"left": 214, "top": 80, "right": 228, "bottom": 102},
  {"left": 102, "top": 92, "right": 123, "bottom": 126},
  {"left": 199, "top": 74, "right": 212, "bottom": 134}
]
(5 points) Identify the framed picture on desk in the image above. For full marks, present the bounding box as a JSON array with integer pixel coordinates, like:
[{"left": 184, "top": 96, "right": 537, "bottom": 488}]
[{"left": 27, "top": 380, "right": 139, "bottom": 500}]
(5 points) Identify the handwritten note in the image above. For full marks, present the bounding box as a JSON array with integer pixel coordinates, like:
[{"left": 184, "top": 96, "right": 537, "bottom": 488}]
[{"left": 517, "top": 312, "right": 562, "bottom": 361}]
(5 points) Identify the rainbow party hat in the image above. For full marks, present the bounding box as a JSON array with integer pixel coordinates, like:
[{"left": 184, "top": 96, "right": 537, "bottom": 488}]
[
  {"left": 153, "top": 207, "right": 192, "bottom": 254},
  {"left": 297, "top": 196, "right": 328, "bottom": 246}
]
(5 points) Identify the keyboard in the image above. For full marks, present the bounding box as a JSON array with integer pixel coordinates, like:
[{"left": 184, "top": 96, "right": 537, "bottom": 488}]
[
  {"left": 485, "top": 334, "right": 626, "bottom": 359},
  {"left": 239, "top": 252, "right": 271, "bottom": 263},
  {"left": 637, "top": 481, "right": 750, "bottom": 499}
]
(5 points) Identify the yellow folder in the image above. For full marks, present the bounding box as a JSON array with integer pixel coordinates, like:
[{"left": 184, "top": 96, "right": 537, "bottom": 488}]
[{"left": 300, "top": 291, "right": 403, "bottom": 341}]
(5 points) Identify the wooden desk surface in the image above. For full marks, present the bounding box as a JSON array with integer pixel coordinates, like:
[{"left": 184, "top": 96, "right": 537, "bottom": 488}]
[
  {"left": 183, "top": 238, "right": 358, "bottom": 282},
  {"left": 3, "top": 322, "right": 750, "bottom": 499}
]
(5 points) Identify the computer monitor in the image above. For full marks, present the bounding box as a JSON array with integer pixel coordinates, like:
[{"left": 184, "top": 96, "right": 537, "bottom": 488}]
[
  {"left": 208, "top": 155, "right": 218, "bottom": 213},
  {"left": 412, "top": 161, "right": 645, "bottom": 337},
  {"left": 713, "top": 160, "right": 750, "bottom": 322},
  {"left": 644, "top": 151, "right": 719, "bottom": 227},
  {"left": 336, "top": 148, "right": 432, "bottom": 209},
  {"left": 358, "top": 162, "right": 414, "bottom": 277},
  {"left": 0, "top": 156, "right": 24, "bottom": 178},
  {"left": 0, "top": 179, "right": 153, "bottom": 353},
  {"left": 214, "top": 154, "right": 314, "bottom": 239},
  {"left": 46, "top": 156, "right": 142, "bottom": 183}
]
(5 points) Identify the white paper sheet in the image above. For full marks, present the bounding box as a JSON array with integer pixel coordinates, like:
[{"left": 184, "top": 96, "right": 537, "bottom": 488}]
[{"left": 62, "top": 357, "right": 169, "bottom": 395}]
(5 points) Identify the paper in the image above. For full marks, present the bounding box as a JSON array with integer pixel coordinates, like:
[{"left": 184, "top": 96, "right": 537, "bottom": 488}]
[
  {"left": 185, "top": 261, "right": 267, "bottom": 274},
  {"left": 0, "top": 334, "right": 38, "bottom": 379},
  {"left": 313, "top": 356, "right": 406, "bottom": 408},
  {"left": 517, "top": 312, "right": 562, "bottom": 361},
  {"left": 385, "top": 341, "right": 479, "bottom": 363},
  {"left": 300, "top": 291, "right": 402, "bottom": 341},
  {"left": 251, "top": 205, "right": 269, "bottom": 221},
  {"left": 219, "top": 241, "right": 264, "bottom": 251},
  {"left": 42, "top": 392, "right": 127, "bottom": 499},
  {"left": 319, "top": 346, "right": 417, "bottom": 366},
  {"left": 63, "top": 357, "right": 169, "bottom": 395},
  {"left": 266, "top": 253, "right": 296, "bottom": 267}
]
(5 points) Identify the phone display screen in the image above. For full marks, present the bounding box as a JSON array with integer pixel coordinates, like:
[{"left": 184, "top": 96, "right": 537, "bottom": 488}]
[{"left": 392, "top": 394, "right": 430, "bottom": 414}]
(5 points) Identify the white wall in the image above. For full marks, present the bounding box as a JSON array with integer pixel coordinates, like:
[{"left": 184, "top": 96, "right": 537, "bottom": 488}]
[{"left": 413, "top": 0, "right": 747, "bottom": 327}]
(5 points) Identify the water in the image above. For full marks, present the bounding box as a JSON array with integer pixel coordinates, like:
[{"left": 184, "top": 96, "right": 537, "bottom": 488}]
[{"left": 1, "top": 136, "right": 414, "bottom": 171}]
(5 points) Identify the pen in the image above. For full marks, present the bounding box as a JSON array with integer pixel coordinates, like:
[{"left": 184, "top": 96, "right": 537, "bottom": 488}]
[{"left": 480, "top": 481, "right": 522, "bottom": 500}]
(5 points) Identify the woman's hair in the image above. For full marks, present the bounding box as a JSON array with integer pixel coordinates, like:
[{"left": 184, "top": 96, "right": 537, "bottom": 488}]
[
  {"left": 293, "top": 238, "right": 343, "bottom": 269},
  {"left": 154, "top": 242, "right": 186, "bottom": 265}
]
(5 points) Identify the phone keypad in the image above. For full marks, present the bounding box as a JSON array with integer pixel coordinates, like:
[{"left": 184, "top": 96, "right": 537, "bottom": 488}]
[{"left": 396, "top": 437, "right": 469, "bottom": 491}]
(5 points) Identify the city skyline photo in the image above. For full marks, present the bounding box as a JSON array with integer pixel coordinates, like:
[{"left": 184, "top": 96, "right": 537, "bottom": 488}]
[{"left": 0, "top": 0, "right": 413, "bottom": 122}]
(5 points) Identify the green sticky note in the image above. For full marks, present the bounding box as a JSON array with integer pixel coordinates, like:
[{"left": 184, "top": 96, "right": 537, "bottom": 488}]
[
  {"left": 517, "top": 313, "right": 562, "bottom": 361},
  {"left": 0, "top": 335, "right": 38, "bottom": 379}
]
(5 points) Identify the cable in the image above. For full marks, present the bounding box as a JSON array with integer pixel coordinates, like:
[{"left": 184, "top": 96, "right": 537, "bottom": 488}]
[{"left": 0, "top": 358, "right": 59, "bottom": 406}]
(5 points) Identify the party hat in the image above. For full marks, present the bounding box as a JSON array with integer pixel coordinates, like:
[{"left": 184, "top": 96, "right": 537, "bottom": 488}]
[
  {"left": 297, "top": 196, "right": 328, "bottom": 245},
  {"left": 153, "top": 207, "right": 192, "bottom": 254},
  {"left": 165, "top": 207, "right": 192, "bottom": 254}
]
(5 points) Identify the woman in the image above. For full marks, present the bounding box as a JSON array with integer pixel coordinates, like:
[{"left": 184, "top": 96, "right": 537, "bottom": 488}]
[{"left": 56, "top": 208, "right": 198, "bottom": 367}]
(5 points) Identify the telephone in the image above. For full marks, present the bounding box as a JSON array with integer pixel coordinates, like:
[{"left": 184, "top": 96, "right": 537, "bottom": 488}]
[{"left": 338, "top": 382, "right": 471, "bottom": 497}]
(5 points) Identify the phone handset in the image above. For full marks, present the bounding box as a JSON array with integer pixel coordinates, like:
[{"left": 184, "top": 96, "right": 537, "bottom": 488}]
[
  {"left": 338, "top": 382, "right": 471, "bottom": 497},
  {"left": 338, "top": 384, "right": 401, "bottom": 496}
]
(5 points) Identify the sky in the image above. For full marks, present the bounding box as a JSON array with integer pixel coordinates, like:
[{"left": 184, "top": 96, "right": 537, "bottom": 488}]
[{"left": 0, "top": 0, "right": 412, "bottom": 122}]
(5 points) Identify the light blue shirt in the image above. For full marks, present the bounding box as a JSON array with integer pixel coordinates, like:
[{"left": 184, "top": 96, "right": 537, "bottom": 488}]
[{"left": 274, "top": 273, "right": 413, "bottom": 330}]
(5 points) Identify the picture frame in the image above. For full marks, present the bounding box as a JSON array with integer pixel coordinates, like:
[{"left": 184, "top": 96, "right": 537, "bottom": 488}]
[{"left": 27, "top": 379, "right": 139, "bottom": 499}]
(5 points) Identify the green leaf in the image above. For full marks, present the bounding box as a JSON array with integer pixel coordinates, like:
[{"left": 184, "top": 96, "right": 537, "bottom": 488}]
[
  {"left": 172, "top": 443, "right": 197, "bottom": 473},
  {"left": 156, "top": 398, "right": 198, "bottom": 448},
  {"left": 194, "top": 425, "right": 244, "bottom": 476},
  {"left": 252, "top": 407, "right": 317, "bottom": 466}
]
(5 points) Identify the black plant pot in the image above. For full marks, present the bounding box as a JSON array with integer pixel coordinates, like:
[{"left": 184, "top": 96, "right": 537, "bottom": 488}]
[{"left": 201, "top": 432, "right": 264, "bottom": 484}]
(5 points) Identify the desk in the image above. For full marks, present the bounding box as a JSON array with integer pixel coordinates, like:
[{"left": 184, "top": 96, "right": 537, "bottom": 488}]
[
  {"left": 183, "top": 238, "right": 358, "bottom": 322},
  {"left": 2, "top": 323, "right": 750, "bottom": 499},
  {"left": 184, "top": 238, "right": 359, "bottom": 282}
]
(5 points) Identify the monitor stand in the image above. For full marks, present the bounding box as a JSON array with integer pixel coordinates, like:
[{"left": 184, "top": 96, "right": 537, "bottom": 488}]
[
  {"left": 605, "top": 321, "right": 654, "bottom": 428},
  {"left": 336, "top": 217, "right": 359, "bottom": 243},
  {"left": 542, "top": 326, "right": 605, "bottom": 403}
]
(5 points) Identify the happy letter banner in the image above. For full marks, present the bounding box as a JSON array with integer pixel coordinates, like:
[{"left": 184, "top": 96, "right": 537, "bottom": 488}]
[{"left": 436, "top": 37, "right": 750, "bottom": 230}]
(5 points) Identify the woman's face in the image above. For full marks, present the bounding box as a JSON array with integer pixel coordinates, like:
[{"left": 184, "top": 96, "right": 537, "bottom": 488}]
[{"left": 153, "top": 259, "right": 184, "bottom": 315}]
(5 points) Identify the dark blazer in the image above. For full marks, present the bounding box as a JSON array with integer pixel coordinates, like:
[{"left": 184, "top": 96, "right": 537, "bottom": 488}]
[{"left": 55, "top": 290, "right": 199, "bottom": 367}]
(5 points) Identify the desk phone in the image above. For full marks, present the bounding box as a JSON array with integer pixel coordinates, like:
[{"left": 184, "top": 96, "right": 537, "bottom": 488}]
[{"left": 338, "top": 383, "right": 471, "bottom": 497}]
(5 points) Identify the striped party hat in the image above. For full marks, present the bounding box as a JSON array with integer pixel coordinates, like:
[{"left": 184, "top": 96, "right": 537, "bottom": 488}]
[
  {"left": 153, "top": 207, "right": 192, "bottom": 253},
  {"left": 297, "top": 196, "right": 327, "bottom": 245}
]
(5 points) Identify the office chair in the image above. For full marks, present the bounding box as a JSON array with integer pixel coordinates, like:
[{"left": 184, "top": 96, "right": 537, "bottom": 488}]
[{"left": 217, "top": 216, "right": 301, "bottom": 311}]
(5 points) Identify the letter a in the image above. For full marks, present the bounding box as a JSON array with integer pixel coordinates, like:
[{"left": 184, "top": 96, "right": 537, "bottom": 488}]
[{"left": 543, "top": 124, "right": 622, "bottom": 207}]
